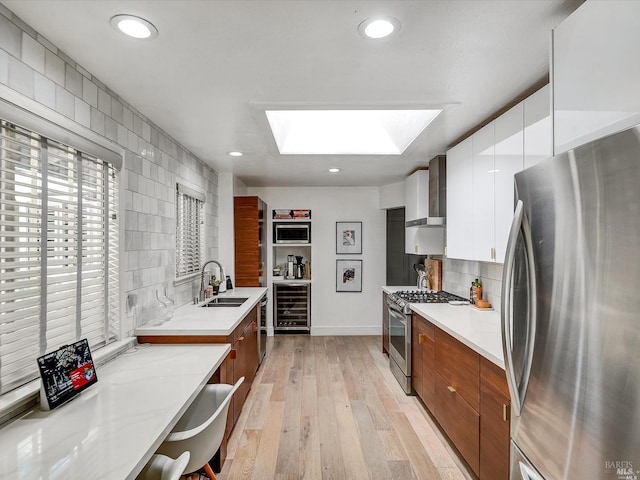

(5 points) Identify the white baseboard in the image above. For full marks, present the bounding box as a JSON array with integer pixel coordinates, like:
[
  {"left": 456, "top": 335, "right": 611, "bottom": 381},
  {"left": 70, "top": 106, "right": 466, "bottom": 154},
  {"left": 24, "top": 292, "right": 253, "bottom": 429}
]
[{"left": 310, "top": 326, "right": 381, "bottom": 336}]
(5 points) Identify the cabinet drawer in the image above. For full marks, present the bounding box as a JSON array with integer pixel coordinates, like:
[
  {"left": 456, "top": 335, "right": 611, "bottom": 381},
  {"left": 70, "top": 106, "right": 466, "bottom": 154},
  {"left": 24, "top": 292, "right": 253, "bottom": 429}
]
[
  {"left": 435, "top": 372, "right": 480, "bottom": 476},
  {"left": 233, "top": 307, "right": 257, "bottom": 343},
  {"left": 436, "top": 329, "right": 480, "bottom": 411}
]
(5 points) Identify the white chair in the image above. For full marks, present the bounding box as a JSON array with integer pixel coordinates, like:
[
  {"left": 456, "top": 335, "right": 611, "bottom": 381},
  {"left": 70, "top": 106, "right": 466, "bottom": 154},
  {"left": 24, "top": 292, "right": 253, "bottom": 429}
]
[
  {"left": 137, "top": 451, "right": 190, "bottom": 480},
  {"left": 156, "top": 377, "right": 244, "bottom": 480}
]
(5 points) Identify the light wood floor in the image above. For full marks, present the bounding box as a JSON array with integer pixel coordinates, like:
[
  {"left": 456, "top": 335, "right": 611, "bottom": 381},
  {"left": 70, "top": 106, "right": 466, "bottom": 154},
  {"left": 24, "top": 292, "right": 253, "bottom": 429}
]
[{"left": 217, "top": 335, "right": 474, "bottom": 480}]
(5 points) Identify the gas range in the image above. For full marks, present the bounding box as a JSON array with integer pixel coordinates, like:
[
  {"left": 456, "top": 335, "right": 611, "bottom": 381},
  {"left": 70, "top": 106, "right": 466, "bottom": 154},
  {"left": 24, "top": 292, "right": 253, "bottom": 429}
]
[{"left": 388, "top": 290, "right": 469, "bottom": 314}]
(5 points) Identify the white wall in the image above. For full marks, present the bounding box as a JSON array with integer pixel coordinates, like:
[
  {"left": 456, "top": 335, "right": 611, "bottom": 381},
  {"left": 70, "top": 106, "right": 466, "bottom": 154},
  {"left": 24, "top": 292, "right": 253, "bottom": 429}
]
[{"left": 248, "top": 186, "right": 386, "bottom": 336}]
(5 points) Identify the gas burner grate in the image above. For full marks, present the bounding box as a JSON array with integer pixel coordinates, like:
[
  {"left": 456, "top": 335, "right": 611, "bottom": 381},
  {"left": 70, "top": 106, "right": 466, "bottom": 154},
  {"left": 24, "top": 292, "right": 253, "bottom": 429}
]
[{"left": 392, "top": 290, "right": 468, "bottom": 304}]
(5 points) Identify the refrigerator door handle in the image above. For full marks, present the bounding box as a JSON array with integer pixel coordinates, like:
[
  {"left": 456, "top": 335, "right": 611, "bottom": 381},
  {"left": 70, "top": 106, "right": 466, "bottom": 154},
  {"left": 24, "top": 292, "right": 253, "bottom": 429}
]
[
  {"left": 502, "top": 199, "right": 536, "bottom": 417},
  {"left": 502, "top": 200, "right": 523, "bottom": 415}
]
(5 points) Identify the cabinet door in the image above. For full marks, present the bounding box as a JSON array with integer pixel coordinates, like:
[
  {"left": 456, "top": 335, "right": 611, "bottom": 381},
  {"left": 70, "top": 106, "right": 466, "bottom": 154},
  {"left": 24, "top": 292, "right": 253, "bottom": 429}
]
[
  {"left": 421, "top": 319, "right": 436, "bottom": 413},
  {"left": 435, "top": 372, "right": 480, "bottom": 476},
  {"left": 234, "top": 196, "right": 260, "bottom": 287},
  {"left": 411, "top": 315, "right": 425, "bottom": 400},
  {"left": 435, "top": 329, "right": 480, "bottom": 411},
  {"left": 494, "top": 102, "right": 524, "bottom": 263},
  {"left": 472, "top": 123, "right": 495, "bottom": 263},
  {"left": 553, "top": 1, "right": 640, "bottom": 154},
  {"left": 446, "top": 138, "right": 474, "bottom": 260},
  {"left": 404, "top": 170, "right": 429, "bottom": 222},
  {"left": 480, "top": 358, "right": 511, "bottom": 480},
  {"left": 524, "top": 84, "right": 552, "bottom": 170},
  {"left": 405, "top": 226, "right": 445, "bottom": 255}
]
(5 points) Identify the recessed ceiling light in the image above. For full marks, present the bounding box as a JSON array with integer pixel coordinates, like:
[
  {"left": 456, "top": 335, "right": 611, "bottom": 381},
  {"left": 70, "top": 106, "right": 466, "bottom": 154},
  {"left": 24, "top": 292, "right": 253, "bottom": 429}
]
[
  {"left": 358, "top": 17, "right": 400, "bottom": 39},
  {"left": 329, "top": 168, "right": 341, "bottom": 173},
  {"left": 110, "top": 15, "right": 158, "bottom": 39},
  {"left": 265, "top": 109, "right": 442, "bottom": 155},
  {"left": 228, "top": 151, "right": 243, "bottom": 157}
]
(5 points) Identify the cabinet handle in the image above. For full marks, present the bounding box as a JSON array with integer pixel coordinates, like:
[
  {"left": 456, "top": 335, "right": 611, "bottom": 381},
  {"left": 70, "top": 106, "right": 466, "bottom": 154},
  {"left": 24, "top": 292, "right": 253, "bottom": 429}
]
[
  {"left": 252, "top": 322, "right": 257, "bottom": 332},
  {"left": 239, "top": 336, "right": 245, "bottom": 341},
  {"left": 419, "top": 333, "right": 427, "bottom": 344},
  {"left": 447, "top": 385, "right": 456, "bottom": 393},
  {"left": 503, "top": 403, "right": 510, "bottom": 422}
]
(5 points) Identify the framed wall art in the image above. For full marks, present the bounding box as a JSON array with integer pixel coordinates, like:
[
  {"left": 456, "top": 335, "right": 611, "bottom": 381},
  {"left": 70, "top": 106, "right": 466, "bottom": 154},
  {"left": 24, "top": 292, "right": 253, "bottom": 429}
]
[
  {"left": 336, "top": 259, "right": 362, "bottom": 292},
  {"left": 336, "top": 221, "right": 362, "bottom": 254}
]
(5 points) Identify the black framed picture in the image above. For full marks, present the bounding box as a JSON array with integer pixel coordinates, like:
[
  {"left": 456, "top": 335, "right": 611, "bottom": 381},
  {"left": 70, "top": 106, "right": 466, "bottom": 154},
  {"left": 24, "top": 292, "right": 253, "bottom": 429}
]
[
  {"left": 336, "top": 259, "right": 362, "bottom": 292},
  {"left": 336, "top": 221, "right": 362, "bottom": 254}
]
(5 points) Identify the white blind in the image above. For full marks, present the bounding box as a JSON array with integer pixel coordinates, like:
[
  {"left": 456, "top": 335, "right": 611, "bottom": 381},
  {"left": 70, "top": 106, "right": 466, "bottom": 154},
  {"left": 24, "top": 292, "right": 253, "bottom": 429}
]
[
  {"left": 0, "top": 121, "right": 119, "bottom": 395},
  {"left": 175, "top": 185, "right": 203, "bottom": 277}
]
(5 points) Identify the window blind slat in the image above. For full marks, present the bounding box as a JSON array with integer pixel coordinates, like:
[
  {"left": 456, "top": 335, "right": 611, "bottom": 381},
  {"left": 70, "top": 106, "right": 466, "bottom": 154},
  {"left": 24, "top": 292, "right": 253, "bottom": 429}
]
[{"left": 0, "top": 121, "right": 119, "bottom": 395}]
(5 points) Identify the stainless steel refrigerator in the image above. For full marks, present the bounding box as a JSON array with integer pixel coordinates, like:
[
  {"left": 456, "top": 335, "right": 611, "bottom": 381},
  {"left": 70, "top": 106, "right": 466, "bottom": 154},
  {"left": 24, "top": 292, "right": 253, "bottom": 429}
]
[{"left": 502, "top": 125, "right": 640, "bottom": 480}]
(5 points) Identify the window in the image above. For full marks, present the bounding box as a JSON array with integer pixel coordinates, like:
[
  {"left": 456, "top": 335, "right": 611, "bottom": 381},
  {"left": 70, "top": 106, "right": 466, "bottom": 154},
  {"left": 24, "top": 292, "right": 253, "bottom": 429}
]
[
  {"left": 0, "top": 120, "right": 119, "bottom": 395},
  {"left": 175, "top": 183, "right": 204, "bottom": 278}
]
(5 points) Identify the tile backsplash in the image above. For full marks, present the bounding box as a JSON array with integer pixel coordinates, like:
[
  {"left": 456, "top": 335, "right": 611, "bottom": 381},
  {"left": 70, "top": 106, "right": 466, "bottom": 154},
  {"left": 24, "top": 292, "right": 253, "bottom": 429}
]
[{"left": 443, "top": 258, "right": 503, "bottom": 312}]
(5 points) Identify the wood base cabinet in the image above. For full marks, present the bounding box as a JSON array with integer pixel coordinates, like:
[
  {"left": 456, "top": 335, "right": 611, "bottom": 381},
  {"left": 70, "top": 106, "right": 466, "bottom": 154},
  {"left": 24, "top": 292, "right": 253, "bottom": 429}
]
[
  {"left": 411, "top": 312, "right": 436, "bottom": 411},
  {"left": 435, "top": 372, "right": 480, "bottom": 476},
  {"left": 480, "top": 357, "right": 511, "bottom": 480},
  {"left": 411, "top": 312, "right": 510, "bottom": 480}
]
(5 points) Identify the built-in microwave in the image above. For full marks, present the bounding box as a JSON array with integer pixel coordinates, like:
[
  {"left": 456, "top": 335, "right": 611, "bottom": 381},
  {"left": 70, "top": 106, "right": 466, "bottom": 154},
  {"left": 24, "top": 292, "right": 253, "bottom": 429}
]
[{"left": 273, "top": 222, "right": 311, "bottom": 244}]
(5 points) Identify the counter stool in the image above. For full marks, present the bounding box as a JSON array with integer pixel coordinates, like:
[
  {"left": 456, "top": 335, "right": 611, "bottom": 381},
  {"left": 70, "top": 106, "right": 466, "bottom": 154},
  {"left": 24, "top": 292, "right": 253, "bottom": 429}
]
[
  {"left": 156, "top": 377, "right": 244, "bottom": 480},
  {"left": 137, "top": 452, "right": 190, "bottom": 480}
]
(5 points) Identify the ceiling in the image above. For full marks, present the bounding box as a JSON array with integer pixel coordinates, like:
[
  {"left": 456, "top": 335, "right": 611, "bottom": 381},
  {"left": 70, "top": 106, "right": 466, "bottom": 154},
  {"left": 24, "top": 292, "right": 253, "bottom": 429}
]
[{"left": 2, "top": 0, "right": 582, "bottom": 187}]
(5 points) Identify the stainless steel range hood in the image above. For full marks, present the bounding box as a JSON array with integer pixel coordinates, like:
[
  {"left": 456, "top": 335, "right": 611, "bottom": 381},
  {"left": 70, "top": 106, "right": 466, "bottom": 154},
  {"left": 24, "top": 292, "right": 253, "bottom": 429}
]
[{"left": 405, "top": 155, "right": 446, "bottom": 227}]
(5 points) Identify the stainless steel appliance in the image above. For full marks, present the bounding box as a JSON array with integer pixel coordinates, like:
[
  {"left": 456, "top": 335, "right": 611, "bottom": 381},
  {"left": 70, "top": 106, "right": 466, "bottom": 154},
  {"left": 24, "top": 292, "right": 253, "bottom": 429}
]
[
  {"left": 258, "top": 293, "right": 268, "bottom": 364},
  {"left": 502, "top": 125, "right": 640, "bottom": 480},
  {"left": 387, "top": 290, "right": 468, "bottom": 393},
  {"left": 286, "top": 255, "right": 295, "bottom": 279},
  {"left": 273, "top": 222, "right": 311, "bottom": 244},
  {"left": 274, "top": 282, "right": 310, "bottom": 333}
]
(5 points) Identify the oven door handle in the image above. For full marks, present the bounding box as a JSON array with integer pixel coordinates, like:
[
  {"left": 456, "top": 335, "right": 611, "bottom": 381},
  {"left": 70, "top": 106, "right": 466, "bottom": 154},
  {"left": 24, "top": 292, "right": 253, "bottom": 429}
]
[{"left": 388, "top": 304, "right": 407, "bottom": 324}]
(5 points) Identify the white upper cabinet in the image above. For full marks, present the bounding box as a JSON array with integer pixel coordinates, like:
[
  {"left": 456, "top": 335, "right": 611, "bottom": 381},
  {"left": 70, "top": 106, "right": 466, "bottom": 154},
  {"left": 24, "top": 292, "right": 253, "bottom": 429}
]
[
  {"left": 471, "top": 123, "right": 495, "bottom": 263},
  {"left": 404, "top": 170, "right": 429, "bottom": 222},
  {"left": 447, "top": 87, "right": 549, "bottom": 263},
  {"left": 553, "top": 1, "right": 640, "bottom": 154},
  {"left": 405, "top": 226, "right": 445, "bottom": 255},
  {"left": 524, "top": 84, "right": 552, "bottom": 170},
  {"left": 446, "top": 138, "right": 473, "bottom": 260},
  {"left": 404, "top": 170, "right": 444, "bottom": 254},
  {"left": 494, "top": 102, "right": 524, "bottom": 263}
]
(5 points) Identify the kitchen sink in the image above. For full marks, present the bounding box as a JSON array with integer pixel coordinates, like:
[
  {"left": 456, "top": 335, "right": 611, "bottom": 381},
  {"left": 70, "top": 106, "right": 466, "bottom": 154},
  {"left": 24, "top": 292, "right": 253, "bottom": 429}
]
[{"left": 200, "top": 297, "right": 249, "bottom": 308}]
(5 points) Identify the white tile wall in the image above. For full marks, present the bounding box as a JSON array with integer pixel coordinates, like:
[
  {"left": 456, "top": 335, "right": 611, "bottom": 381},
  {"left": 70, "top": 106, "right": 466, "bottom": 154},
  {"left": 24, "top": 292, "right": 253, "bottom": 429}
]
[
  {"left": 443, "top": 258, "right": 504, "bottom": 312},
  {"left": 21, "top": 32, "right": 44, "bottom": 73},
  {"left": 34, "top": 71, "right": 55, "bottom": 108},
  {"left": 0, "top": 9, "right": 220, "bottom": 333},
  {"left": 0, "top": 49, "right": 7, "bottom": 84}
]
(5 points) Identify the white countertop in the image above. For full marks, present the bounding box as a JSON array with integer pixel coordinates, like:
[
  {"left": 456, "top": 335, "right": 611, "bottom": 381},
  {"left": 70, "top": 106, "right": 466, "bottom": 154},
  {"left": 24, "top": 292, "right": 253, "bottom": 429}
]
[
  {"left": 136, "top": 287, "right": 267, "bottom": 336},
  {"left": 0, "top": 343, "right": 230, "bottom": 480},
  {"left": 382, "top": 286, "right": 504, "bottom": 369}
]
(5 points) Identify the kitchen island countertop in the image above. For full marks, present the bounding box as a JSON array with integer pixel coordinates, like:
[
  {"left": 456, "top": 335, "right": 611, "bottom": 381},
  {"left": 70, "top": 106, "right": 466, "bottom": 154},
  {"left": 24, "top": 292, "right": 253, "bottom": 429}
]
[
  {"left": 136, "top": 287, "right": 267, "bottom": 337},
  {"left": 382, "top": 286, "right": 503, "bottom": 369}
]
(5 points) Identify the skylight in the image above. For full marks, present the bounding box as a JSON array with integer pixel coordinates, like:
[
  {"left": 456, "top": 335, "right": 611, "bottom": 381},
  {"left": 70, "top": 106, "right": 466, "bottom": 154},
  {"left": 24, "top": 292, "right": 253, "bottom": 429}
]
[{"left": 265, "top": 109, "right": 442, "bottom": 155}]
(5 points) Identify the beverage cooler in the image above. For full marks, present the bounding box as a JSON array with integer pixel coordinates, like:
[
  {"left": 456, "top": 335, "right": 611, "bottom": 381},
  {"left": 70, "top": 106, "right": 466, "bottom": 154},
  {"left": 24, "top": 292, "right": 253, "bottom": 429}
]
[{"left": 274, "top": 282, "right": 310, "bottom": 333}]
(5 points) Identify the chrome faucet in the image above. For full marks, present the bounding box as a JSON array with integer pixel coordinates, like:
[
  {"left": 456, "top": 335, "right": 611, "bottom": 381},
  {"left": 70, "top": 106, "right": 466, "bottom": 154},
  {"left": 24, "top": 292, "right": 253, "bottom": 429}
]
[{"left": 199, "top": 260, "right": 226, "bottom": 300}]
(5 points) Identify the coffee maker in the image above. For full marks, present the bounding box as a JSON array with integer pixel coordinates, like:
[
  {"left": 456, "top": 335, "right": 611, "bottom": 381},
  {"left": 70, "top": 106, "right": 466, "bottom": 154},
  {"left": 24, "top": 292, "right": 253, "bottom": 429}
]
[{"left": 295, "top": 256, "right": 305, "bottom": 279}]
